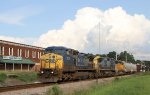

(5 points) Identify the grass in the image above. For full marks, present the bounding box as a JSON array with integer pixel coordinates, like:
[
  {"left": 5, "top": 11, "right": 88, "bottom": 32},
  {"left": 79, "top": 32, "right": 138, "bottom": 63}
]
[
  {"left": 15, "top": 72, "right": 37, "bottom": 83},
  {"left": 0, "top": 71, "right": 38, "bottom": 83},
  {"left": 46, "top": 85, "right": 63, "bottom": 95},
  {"left": 0, "top": 73, "right": 7, "bottom": 82},
  {"left": 71, "top": 72, "right": 150, "bottom": 95}
]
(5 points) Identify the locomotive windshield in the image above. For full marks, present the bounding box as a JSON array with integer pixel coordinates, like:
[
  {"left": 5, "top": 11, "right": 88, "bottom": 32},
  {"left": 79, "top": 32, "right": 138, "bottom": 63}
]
[{"left": 45, "top": 49, "right": 65, "bottom": 55}]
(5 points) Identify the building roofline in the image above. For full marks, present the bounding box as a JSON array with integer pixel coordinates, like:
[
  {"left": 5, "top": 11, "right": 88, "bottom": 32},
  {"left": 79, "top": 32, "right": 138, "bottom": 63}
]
[{"left": 0, "top": 40, "right": 45, "bottom": 50}]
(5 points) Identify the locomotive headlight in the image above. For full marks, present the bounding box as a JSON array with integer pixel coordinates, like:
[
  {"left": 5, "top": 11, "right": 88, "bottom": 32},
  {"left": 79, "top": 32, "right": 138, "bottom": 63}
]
[
  {"left": 41, "top": 71, "right": 44, "bottom": 74},
  {"left": 51, "top": 71, "right": 54, "bottom": 74}
]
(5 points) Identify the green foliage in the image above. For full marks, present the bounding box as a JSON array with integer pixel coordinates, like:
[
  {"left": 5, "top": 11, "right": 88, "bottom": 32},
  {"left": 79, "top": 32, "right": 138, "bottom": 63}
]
[
  {"left": 100, "top": 54, "right": 107, "bottom": 57},
  {"left": 71, "top": 72, "right": 150, "bottom": 95},
  {"left": 136, "top": 60, "right": 141, "bottom": 63},
  {"left": 0, "top": 73, "right": 7, "bottom": 82},
  {"left": 16, "top": 72, "right": 37, "bottom": 83},
  {"left": 101, "top": 51, "right": 137, "bottom": 63},
  {"left": 46, "top": 85, "right": 63, "bottom": 95},
  {"left": 144, "top": 61, "right": 150, "bottom": 67},
  {"left": 117, "top": 51, "right": 135, "bottom": 63},
  {"left": 107, "top": 51, "right": 116, "bottom": 59}
]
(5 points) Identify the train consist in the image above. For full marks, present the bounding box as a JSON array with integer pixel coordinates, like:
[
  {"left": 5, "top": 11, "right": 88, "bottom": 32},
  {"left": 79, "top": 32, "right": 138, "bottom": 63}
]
[{"left": 38, "top": 46, "right": 141, "bottom": 82}]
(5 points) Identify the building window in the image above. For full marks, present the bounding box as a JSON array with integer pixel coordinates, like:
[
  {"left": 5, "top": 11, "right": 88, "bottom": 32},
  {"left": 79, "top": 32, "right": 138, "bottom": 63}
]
[
  {"left": 25, "top": 50, "right": 27, "bottom": 57},
  {"left": 0, "top": 46, "right": 4, "bottom": 55},
  {"left": 17, "top": 49, "right": 22, "bottom": 57},
  {"left": 37, "top": 52, "right": 40, "bottom": 59},
  {"left": 40, "top": 52, "right": 41, "bottom": 58},
  {"left": 9, "top": 48, "right": 13, "bottom": 56},
  {"left": 37, "top": 52, "right": 42, "bottom": 59},
  {"left": 27, "top": 50, "right": 29, "bottom": 58},
  {"left": 32, "top": 51, "right": 36, "bottom": 58},
  {"left": 25, "top": 50, "right": 29, "bottom": 58}
]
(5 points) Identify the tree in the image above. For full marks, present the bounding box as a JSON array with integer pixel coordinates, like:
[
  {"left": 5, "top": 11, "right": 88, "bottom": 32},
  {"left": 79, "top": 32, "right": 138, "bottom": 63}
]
[
  {"left": 118, "top": 51, "right": 135, "bottom": 63},
  {"left": 136, "top": 60, "right": 141, "bottom": 63},
  {"left": 107, "top": 51, "right": 116, "bottom": 59},
  {"left": 100, "top": 54, "right": 107, "bottom": 57}
]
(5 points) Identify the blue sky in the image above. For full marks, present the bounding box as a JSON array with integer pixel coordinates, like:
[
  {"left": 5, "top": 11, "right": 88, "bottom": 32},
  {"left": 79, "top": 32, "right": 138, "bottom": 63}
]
[
  {"left": 1, "top": 0, "right": 150, "bottom": 60},
  {"left": 0, "top": 0, "right": 150, "bottom": 37}
]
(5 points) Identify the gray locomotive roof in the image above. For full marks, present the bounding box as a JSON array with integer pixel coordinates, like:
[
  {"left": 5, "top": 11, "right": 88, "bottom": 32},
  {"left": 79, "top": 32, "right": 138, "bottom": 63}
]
[
  {"left": 45, "top": 46, "right": 69, "bottom": 50},
  {"left": 45, "top": 46, "right": 79, "bottom": 52}
]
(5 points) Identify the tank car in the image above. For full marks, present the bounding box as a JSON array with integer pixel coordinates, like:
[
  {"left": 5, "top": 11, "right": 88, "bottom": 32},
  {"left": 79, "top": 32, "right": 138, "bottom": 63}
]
[{"left": 122, "top": 61, "right": 137, "bottom": 73}]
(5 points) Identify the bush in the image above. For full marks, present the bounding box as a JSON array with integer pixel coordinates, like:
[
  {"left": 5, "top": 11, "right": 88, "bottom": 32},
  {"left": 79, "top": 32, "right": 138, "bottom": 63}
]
[
  {"left": 0, "top": 73, "right": 7, "bottom": 82},
  {"left": 46, "top": 85, "right": 63, "bottom": 95}
]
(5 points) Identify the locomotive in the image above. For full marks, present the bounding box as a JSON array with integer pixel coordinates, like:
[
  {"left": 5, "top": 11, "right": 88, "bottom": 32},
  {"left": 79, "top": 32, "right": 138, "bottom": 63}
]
[{"left": 38, "top": 46, "right": 137, "bottom": 82}]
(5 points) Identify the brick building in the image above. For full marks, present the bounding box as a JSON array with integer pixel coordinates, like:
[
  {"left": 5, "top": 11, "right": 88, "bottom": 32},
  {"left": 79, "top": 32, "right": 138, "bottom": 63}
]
[{"left": 0, "top": 40, "right": 45, "bottom": 71}]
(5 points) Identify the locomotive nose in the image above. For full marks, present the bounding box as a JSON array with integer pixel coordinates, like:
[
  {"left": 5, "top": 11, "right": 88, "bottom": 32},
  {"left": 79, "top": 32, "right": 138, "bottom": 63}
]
[{"left": 40, "top": 53, "right": 64, "bottom": 70}]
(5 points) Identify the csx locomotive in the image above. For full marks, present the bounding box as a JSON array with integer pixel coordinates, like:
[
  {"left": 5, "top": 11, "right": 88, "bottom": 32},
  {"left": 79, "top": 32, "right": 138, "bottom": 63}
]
[{"left": 38, "top": 46, "right": 137, "bottom": 82}]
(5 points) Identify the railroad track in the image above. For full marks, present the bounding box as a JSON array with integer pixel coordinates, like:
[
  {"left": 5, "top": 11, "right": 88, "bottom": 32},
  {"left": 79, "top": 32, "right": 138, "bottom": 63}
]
[
  {"left": 0, "top": 73, "right": 132, "bottom": 93},
  {"left": 0, "top": 82, "right": 55, "bottom": 93}
]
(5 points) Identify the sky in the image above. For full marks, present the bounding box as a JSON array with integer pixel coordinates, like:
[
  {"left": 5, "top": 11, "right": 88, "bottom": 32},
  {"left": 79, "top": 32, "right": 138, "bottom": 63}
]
[{"left": 0, "top": 0, "right": 150, "bottom": 60}]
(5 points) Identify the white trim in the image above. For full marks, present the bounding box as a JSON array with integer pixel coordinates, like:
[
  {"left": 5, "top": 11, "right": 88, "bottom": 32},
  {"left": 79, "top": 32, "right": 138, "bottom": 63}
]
[
  {"left": 11, "top": 48, "right": 14, "bottom": 56},
  {"left": 0, "top": 40, "right": 44, "bottom": 50},
  {"left": 9, "top": 48, "right": 10, "bottom": 55},
  {"left": 2, "top": 47, "right": 4, "bottom": 55}
]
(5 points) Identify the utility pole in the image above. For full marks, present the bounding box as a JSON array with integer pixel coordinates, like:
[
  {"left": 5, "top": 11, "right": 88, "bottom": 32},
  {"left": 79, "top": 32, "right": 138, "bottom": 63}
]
[
  {"left": 116, "top": 52, "right": 117, "bottom": 60},
  {"left": 96, "top": 21, "right": 101, "bottom": 84},
  {"left": 98, "top": 22, "right": 100, "bottom": 55},
  {"left": 125, "top": 52, "right": 127, "bottom": 62}
]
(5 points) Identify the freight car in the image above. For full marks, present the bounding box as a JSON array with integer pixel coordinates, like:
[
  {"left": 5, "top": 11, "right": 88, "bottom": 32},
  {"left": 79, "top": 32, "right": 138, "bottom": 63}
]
[
  {"left": 136, "top": 64, "right": 142, "bottom": 72},
  {"left": 122, "top": 61, "right": 137, "bottom": 73},
  {"left": 38, "top": 46, "right": 117, "bottom": 82}
]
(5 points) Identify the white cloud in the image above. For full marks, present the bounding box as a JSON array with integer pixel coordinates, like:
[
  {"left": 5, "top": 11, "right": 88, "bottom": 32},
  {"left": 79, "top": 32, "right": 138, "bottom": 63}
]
[
  {"left": 34, "top": 6, "right": 150, "bottom": 60},
  {"left": 1, "top": 6, "right": 150, "bottom": 60}
]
